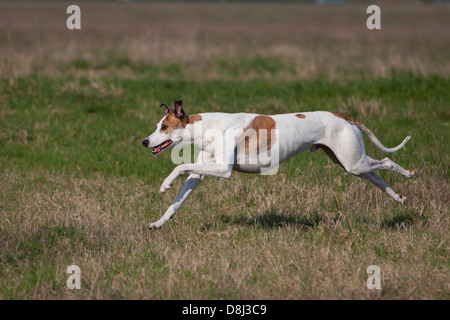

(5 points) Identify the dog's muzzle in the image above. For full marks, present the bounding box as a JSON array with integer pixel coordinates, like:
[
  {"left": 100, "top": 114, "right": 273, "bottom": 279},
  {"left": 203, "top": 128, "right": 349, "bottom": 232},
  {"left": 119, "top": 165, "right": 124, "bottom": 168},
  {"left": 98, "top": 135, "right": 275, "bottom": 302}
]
[{"left": 142, "top": 138, "right": 149, "bottom": 148}]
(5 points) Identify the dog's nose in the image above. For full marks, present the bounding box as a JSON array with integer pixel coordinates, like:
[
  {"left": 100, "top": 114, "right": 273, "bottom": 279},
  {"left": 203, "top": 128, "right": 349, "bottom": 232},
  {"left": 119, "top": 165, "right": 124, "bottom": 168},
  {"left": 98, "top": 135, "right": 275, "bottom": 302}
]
[{"left": 142, "top": 139, "right": 149, "bottom": 147}]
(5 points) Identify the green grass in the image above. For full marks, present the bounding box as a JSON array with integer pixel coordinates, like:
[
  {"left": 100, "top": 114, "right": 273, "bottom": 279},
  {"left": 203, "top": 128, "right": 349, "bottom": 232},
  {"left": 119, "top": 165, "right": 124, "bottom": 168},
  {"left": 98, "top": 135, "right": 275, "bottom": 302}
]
[
  {"left": 1, "top": 69, "right": 449, "bottom": 299},
  {"left": 1, "top": 71, "right": 448, "bottom": 180}
]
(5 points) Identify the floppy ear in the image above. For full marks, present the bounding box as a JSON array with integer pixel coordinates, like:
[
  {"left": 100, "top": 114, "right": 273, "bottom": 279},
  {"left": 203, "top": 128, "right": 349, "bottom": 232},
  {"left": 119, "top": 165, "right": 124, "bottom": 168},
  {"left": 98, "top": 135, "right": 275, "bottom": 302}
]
[
  {"left": 160, "top": 103, "right": 172, "bottom": 115},
  {"left": 174, "top": 100, "right": 186, "bottom": 118}
]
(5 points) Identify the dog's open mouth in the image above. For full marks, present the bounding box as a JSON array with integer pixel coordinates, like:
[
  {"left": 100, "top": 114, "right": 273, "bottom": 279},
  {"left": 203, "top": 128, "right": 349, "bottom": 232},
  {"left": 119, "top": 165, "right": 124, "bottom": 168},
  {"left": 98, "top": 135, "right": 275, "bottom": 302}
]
[{"left": 151, "top": 140, "right": 172, "bottom": 155}]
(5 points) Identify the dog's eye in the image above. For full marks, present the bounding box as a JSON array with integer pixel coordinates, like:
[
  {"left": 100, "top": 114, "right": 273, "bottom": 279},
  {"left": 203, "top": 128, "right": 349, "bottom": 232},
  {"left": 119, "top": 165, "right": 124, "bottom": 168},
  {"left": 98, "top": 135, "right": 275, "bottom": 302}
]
[{"left": 161, "top": 125, "right": 168, "bottom": 131}]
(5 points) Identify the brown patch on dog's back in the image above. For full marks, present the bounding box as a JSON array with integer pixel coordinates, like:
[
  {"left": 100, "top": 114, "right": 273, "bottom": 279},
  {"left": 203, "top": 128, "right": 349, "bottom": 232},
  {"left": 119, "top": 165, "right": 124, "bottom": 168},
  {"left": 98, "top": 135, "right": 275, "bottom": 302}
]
[
  {"left": 188, "top": 114, "right": 202, "bottom": 124},
  {"left": 328, "top": 111, "right": 376, "bottom": 138},
  {"left": 238, "top": 115, "right": 277, "bottom": 155},
  {"left": 296, "top": 114, "right": 306, "bottom": 119}
]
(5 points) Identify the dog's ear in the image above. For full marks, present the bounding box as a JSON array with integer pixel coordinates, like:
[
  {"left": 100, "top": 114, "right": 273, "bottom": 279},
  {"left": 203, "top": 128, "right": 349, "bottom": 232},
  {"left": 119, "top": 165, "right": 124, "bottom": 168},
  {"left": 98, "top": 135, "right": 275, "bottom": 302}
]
[
  {"left": 174, "top": 100, "right": 186, "bottom": 119},
  {"left": 160, "top": 103, "right": 172, "bottom": 115}
]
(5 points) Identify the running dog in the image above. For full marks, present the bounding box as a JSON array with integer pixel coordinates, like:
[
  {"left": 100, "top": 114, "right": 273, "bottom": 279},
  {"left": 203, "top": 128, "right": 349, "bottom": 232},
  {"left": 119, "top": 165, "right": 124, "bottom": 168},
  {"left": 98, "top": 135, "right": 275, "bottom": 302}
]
[{"left": 142, "top": 100, "right": 417, "bottom": 229}]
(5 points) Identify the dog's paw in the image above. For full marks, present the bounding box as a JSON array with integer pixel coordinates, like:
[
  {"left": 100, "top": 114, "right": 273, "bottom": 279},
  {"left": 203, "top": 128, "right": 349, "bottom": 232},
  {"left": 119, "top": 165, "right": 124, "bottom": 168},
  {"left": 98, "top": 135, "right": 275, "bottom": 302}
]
[
  {"left": 159, "top": 180, "right": 172, "bottom": 194},
  {"left": 400, "top": 196, "right": 407, "bottom": 204},
  {"left": 409, "top": 170, "right": 419, "bottom": 179},
  {"left": 149, "top": 222, "right": 162, "bottom": 230}
]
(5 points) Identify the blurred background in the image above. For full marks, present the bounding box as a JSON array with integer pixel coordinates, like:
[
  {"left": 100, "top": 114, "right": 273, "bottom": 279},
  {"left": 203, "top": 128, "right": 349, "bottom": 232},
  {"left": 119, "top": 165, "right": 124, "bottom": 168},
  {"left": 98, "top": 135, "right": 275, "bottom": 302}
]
[{"left": 1, "top": 0, "right": 449, "bottom": 81}]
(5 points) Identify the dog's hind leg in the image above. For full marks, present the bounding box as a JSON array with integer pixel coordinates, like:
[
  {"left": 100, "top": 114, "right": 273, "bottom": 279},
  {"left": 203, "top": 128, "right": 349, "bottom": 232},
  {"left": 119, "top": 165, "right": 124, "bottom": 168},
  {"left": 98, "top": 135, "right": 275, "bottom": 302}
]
[
  {"left": 367, "top": 157, "right": 418, "bottom": 178},
  {"left": 149, "top": 173, "right": 204, "bottom": 229},
  {"left": 315, "top": 145, "right": 405, "bottom": 203},
  {"left": 359, "top": 172, "right": 407, "bottom": 203}
]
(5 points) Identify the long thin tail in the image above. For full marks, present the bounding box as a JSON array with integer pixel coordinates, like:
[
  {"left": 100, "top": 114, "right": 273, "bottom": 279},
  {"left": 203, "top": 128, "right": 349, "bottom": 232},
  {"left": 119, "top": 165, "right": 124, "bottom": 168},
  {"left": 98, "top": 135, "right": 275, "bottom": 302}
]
[{"left": 356, "top": 122, "right": 411, "bottom": 153}]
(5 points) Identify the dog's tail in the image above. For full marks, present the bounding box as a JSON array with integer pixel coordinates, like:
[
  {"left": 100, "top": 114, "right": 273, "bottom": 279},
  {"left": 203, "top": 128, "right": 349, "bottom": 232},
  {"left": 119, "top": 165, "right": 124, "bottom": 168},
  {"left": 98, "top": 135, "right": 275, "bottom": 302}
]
[
  {"left": 356, "top": 122, "right": 411, "bottom": 153},
  {"left": 330, "top": 112, "right": 411, "bottom": 153}
]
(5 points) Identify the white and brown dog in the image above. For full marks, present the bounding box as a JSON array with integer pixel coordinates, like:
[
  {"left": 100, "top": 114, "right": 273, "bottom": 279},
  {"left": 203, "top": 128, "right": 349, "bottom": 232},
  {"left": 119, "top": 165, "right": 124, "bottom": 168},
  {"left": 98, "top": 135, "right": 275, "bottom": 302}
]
[{"left": 142, "top": 100, "right": 418, "bottom": 229}]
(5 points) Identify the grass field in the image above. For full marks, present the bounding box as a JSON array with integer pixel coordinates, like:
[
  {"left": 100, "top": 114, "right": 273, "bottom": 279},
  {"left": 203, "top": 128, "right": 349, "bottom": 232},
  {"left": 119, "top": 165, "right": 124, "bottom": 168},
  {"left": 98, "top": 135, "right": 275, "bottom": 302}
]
[{"left": 0, "top": 1, "right": 449, "bottom": 299}]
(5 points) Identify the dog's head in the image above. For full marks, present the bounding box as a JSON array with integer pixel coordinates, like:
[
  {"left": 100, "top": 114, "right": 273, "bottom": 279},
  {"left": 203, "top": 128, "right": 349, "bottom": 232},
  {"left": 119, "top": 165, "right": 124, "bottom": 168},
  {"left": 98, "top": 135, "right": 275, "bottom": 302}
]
[{"left": 142, "top": 100, "right": 191, "bottom": 155}]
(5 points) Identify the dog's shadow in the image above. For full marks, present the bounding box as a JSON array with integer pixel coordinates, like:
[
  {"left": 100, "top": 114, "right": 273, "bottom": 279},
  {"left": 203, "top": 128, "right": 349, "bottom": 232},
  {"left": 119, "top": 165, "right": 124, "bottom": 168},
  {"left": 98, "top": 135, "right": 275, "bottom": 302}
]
[
  {"left": 380, "top": 210, "right": 424, "bottom": 230},
  {"left": 219, "top": 211, "right": 323, "bottom": 230},
  {"left": 219, "top": 209, "right": 422, "bottom": 231}
]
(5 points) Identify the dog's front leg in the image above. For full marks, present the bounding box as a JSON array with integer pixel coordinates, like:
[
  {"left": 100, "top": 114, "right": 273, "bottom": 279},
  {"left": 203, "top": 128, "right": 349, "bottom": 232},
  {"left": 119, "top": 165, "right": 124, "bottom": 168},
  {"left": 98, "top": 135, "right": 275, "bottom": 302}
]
[
  {"left": 150, "top": 150, "right": 214, "bottom": 229},
  {"left": 160, "top": 163, "right": 233, "bottom": 193},
  {"left": 160, "top": 166, "right": 185, "bottom": 194},
  {"left": 149, "top": 173, "right": 204, "bottom": 229},
  {"left": 160, "top": 142, "right": 235, "bottom": 193}
]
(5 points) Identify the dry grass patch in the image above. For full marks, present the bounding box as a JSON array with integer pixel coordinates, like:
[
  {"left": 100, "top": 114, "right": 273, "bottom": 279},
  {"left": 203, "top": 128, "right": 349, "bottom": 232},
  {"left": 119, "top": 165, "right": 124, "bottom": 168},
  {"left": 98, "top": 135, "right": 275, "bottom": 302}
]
[{"left": 1, "top": 163, "right": 447, "bottom": 299}]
